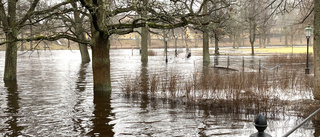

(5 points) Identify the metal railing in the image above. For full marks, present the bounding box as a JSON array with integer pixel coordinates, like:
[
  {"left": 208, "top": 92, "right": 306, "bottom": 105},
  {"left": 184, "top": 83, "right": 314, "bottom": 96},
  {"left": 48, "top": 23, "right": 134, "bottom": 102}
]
[
  {"left": 282, "top": 108, "right": 320, "bottom": 137},
  {"left": 251, "top": 109, "right": 320, "bottom": 137}
]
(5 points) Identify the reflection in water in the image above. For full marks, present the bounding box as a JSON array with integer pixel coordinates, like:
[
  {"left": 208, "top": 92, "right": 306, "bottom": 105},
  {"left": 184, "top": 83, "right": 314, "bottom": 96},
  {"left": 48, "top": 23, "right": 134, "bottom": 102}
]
[
  {"left": 249, "top": 56, "right": 255, "bottom": 69},
  {"left": 313, "top": 118, "right": 320, "bottom": 137},
  {"left": 76, "top": 63, "right": 89, "bottom": 92},
  {"left": 140, "top": 62, "right": 149, "bottom": 109},
  {"left": 88, "top": 92, "right": 114, "bottom": 136},
  {"left": 4, "top": 81, "right": 23, "bottom": 136},
  {"left": 72, "top": 63, "right": 89, "bottom": 134},
  {"left": 0, "top": 50, "right": 316, "bottom": 136},
  {"left": 314, "top": 127, "right": 320, "bottom": 137}
]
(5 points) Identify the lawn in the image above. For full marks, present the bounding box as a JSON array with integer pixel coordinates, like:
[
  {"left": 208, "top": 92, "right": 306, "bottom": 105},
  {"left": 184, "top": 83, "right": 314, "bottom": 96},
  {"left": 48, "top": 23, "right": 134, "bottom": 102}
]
[{"left": 239, "top": 46, "right": 313, "bottom": 54}]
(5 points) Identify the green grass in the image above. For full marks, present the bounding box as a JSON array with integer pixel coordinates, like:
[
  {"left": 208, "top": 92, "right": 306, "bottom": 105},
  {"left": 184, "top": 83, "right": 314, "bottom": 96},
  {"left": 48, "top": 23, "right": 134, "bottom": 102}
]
[{"left": 238, "top": 46, "right": 313, "bottom": 54}]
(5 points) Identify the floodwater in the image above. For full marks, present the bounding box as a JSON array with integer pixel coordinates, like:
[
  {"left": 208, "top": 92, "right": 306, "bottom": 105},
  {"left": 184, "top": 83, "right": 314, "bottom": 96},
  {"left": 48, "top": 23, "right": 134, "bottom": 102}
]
[{"left": 0, "top": 49, "right": 318, "bottom": 136}]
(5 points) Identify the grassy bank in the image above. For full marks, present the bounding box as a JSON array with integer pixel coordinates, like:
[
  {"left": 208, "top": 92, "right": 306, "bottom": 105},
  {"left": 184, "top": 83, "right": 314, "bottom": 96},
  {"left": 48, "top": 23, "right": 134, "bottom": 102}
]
[{"left": 237, "top": 46, "right": 313, "bottom": 54}]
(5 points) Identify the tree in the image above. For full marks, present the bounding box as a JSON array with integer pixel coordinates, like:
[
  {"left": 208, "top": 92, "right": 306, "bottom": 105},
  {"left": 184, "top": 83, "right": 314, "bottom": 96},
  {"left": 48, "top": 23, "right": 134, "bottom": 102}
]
[
  {"left": 247, "top": 0, "right": 257, "bottom": 55},
  {"left": 140, "top": 0, "right": 148, "bottom": 63},
  {"left": 0, "top": 0, "right": 70, "bottom": 81},
  {"left": 65, "top": 1, "right": 91, "bottom": 63},
  {"left": 202, "top": 1, "right": 210, "bottom": 64},
  {"left": 195, "top": 0, "right": 231, "bottom": 63},
  {"left": 77, "top": 0, "right": 232, "bottom": 94}
]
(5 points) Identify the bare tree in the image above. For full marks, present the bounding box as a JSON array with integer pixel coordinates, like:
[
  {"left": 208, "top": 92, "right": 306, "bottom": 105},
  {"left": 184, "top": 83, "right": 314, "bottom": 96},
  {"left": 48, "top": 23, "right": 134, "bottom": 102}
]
[
  {"left": 75, "top": 0, "right": 233, "bottom": 94},
  {"left": 60, "top": 1, "right": 91, "bottom": 63},
  {"left": 0, "top": 0, "right": 70, "bottom": 81}
]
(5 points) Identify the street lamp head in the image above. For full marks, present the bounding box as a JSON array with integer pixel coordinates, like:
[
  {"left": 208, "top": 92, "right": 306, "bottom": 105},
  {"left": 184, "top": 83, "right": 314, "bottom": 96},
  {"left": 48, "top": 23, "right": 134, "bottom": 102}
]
[{"left": 305, "top": 24, "right": 312, "bottom": 38}]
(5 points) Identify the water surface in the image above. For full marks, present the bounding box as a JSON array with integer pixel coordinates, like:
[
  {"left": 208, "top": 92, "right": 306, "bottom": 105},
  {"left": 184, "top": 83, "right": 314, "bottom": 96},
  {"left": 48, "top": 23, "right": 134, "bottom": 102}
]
[{"left": 0, "top": 49, "right": 318, "bottom": 136}]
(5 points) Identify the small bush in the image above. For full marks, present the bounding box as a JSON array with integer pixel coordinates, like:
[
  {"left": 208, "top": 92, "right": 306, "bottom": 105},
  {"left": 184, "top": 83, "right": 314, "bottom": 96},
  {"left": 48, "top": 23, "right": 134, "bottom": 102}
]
[{"left": 148, "top": 50, "right": 156, "bottom": 56}]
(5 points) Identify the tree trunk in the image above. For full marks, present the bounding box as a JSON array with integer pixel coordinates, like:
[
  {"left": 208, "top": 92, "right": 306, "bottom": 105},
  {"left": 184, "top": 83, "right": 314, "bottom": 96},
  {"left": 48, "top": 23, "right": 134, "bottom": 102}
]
[
  {"left": 78, "top": 33, "right": 90, "bottom": 63},
  {"left": 3, "top": 0, "right": 17, "bottom": 81},
  {"left": 249, "top": 21, "right": 256, "bottom": 55},
  {"left": 4, "top": 30, "right": 18, "bottom": 81},
  {"left": 92, "top": 32, "right": 111, "bottom": 94},
  {"left": 214, "top": 33, "right": 219, "bottom": 55},
  {"left": 314, "top": 0, "right": 320, "bottom": 100},
  {"left": 141, "top": 26, "right": 148, "bottom": 63},
  {"left": 72, "top": 1, "right": 90, "bottom": 63},
  {"left": 30, "top": 23, "right": 33, "bottom": 50},
  {"left": 203, "top": 31, "right": 210, "bottom": 64},
  {"left": 250, "top": 40, "right": 255, "bottom": 55},
  {"left": 141, "top": 0, "right": 148, "bottom": 63}
]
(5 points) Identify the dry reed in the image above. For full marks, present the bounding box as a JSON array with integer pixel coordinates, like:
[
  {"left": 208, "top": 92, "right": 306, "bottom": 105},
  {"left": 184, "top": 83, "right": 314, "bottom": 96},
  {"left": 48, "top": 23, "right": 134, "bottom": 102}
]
[{"left": 121, "top": 56, "right": 314, "bottom": 115}]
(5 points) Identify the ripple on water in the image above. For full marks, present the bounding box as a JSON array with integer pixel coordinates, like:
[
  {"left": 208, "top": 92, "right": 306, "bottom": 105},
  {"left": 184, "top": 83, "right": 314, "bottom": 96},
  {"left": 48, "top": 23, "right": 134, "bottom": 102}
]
[{"left": 0, "top": 50, "right": 317, "bottom": 136}]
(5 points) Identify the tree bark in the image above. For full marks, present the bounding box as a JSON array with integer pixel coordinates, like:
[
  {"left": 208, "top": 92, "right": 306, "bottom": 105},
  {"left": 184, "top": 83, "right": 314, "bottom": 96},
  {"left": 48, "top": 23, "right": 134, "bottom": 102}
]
[
  {"left": 3, "top": 0, "right": 18, "bottom": 81},
  {"left": 314, "top": 0, "right": 320, "bottom": 100},
  {"left": 72, "top": 2, "right": 90, "bottom": 63},
  {"left": 92, "top": 32, "right": 111, "bottom": 94},
  {"left": 78, "top": 33, "right": 90, "bottom": 63},
  {"left": 141, "top": 0, "right": 148, "bottom": 63},
  {"left": 214, "top": 33, "right": 219, "bottom": 55},
  {"left": 141, "top": 26, "right": 148, "bottom": 63},
  {"left": 4, "top": 31, "right": 18, "bottom": 81},
  {"left": 202, "top": 1, "right": 210, "bottom": 64},
  {"left": 203, "top": 31, "right": 210, "bottom": 64}
]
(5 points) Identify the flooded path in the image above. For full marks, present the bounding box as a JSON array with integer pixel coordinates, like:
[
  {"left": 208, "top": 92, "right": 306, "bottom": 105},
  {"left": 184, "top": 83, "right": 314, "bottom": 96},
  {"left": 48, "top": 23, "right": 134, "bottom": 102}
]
[{"left": 0, "top": 49, "right": 318, "bottom": 136}]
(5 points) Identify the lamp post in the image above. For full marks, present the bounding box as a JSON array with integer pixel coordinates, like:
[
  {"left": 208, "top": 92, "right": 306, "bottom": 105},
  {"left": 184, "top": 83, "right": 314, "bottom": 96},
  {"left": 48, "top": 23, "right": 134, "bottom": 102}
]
[
  {"left": 305, "top": 25, "right": 312, "bottom": 74},
  {"left": 165, "top": 36, "right": 168, "bottom": 63}
]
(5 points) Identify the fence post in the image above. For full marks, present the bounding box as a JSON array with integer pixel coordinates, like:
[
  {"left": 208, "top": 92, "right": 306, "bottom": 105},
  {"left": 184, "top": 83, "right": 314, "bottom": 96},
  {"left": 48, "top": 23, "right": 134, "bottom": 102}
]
[{"left": 250, "top": 113, "right": 272, "bottom": 137}]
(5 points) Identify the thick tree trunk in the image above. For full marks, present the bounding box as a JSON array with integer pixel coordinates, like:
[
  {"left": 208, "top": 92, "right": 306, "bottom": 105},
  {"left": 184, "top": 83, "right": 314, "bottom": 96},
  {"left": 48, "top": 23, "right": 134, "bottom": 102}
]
[
  {"left": 141, "top": 26, "right": 148, "bottom": 63},
  {"left": 4, "top": 32, "right": 18, "bottom": 81},
  {"left": 141, "top": 0, "right": 148, "bottom": 63},
  {"left": 314, "top": 0, "right": 320, "bottom": 100},
  {"left": 3, "top": 0, "right": 17, "bottom": 81},
  {"left": 202, "top": 1, "right": 210, "bottom": 63},
  {"left": 203, "top": 31, "right": 210, "bottom": 64},
  {"left": 92, "top": 32, "right": 111, "bottom": 94}
]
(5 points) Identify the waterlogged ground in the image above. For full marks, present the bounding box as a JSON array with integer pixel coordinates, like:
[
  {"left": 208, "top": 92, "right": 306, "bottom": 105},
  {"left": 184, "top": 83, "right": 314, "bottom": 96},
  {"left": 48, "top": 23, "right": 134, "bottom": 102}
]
[{"left": 0, "top": 49, "right": 319, "bottom": 136}]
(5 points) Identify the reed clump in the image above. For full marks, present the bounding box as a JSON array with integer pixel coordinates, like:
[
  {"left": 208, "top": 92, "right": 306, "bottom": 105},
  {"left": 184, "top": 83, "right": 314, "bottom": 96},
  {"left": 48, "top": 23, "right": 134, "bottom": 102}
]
[
  {"left": 148, "top": 50, "right": 156, "bottom": 56},
  {"left": 121, "top": 65, "right": 313, "bottom": 114}
]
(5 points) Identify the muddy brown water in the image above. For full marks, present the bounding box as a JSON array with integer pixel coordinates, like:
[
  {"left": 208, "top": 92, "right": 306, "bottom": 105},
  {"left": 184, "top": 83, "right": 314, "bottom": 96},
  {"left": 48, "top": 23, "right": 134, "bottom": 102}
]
[{"left": 0, "top": 49, "right": 318, "bottom": 136}]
